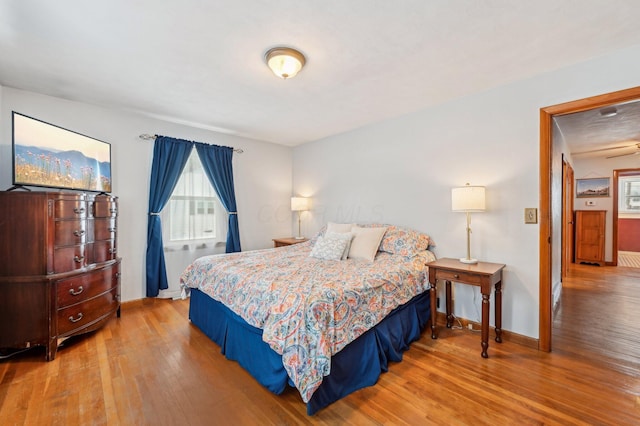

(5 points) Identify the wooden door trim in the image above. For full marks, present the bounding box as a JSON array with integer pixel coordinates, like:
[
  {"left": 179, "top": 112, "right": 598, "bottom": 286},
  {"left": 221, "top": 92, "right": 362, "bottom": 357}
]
[
  {"left": 613, "top": 168, "right": 640, "bottom": 264},
  {"left": 561, "top": 157, "right": 574, "bottom": 278},
  {"left": 539, "top": 85, "right": 640, "bottom": 352},
  {"left": 613, "top": 170, "right": 620, "bottom": 266}
]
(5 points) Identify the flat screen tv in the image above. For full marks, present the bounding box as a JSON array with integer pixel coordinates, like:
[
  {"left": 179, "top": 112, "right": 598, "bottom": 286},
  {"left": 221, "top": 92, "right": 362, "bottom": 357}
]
[{"left": 12, "top": 112, "right": 112, "bottom": 193}]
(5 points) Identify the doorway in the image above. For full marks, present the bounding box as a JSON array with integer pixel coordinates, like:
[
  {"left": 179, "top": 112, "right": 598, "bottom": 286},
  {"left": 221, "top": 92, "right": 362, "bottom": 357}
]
[
  {"left": 561, "top": 157, "right": 574, "bottom": 279},
  {"left": 539, "top": 85, "right": 640, "bottom": 352},
  {"left": 614, "top": 169, "right": 640, "bottom": 268}
]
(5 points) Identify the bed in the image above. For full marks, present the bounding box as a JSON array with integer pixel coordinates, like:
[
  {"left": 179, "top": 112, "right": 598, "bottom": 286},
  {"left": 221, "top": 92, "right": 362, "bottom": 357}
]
[{"left": 180, "top": 224, "right": 436, "bottom": 414}]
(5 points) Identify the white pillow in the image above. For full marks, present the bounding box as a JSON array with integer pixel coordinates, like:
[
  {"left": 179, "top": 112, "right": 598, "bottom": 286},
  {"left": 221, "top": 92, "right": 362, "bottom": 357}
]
[
  {"left": 325, "top": 231, "right": 354, "bottom": 260},
  {"left": 310, "top": 235, "right": 350, "bottom": 261},
  {"left": 348, "top": 226, "right": 388, "bottom": 262},
  {"left": 326, "top": 222, "right": 355, "bottom": 234}
]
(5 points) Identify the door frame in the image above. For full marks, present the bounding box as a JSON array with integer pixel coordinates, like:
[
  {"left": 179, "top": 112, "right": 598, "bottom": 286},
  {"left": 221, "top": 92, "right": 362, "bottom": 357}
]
[
  {"left": 539, "top": 85, "right": 640, "bottom": 352},
  {"left": 561, "top": 156, "right": 574, "bottom": 278},
  {"left": 613, "top": 168, "right": 640, "bottom": 262}
]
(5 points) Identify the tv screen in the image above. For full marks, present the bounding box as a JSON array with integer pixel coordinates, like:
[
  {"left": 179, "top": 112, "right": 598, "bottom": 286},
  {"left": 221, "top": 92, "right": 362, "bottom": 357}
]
[{"left": 12, "top": 112, "right": 112, "bottom": 193}]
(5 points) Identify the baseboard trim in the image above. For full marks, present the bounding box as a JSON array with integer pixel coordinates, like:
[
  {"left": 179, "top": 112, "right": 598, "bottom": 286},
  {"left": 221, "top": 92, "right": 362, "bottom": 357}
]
[{"left": 435, "top": 312, "right": 539, "bottom": 350}]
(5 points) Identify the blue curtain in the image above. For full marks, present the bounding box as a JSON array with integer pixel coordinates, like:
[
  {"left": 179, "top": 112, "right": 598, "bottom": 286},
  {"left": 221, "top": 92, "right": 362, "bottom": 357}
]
[
  {"left": 195, "top": 142, "right": 241, "bottom": 253},
  {"left": 145, "top": 136, "right": 193, "bottom": 297}
]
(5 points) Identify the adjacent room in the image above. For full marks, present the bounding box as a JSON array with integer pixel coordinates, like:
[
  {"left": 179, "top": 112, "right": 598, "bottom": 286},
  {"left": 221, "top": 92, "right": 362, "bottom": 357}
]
[{"left": 1, "top": 1, "right": 639, "bottom": 424}]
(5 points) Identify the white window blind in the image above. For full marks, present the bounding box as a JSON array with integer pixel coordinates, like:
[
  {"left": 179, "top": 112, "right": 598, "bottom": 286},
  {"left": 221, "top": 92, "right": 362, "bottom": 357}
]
[
  {"left": 162, "top": 151, "right": 222, "bottom": 243},
  {"left": 619, "top": 176, "right": 640, "bottom": 213}
]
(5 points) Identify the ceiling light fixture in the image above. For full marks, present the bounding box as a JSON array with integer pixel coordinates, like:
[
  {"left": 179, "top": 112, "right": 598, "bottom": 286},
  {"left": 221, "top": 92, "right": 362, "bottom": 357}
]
[
  {"left": 599, "top": 106, "right": 618, "bottom": 117},
  {"left": 265, "top": 47, "right": 306, "bottom": 79}
]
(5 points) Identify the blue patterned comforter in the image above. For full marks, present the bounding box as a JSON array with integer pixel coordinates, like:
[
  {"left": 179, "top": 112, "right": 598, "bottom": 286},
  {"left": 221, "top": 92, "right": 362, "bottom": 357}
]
[{"left": 180, "top": 240, "right": 435, "bottom": 402}]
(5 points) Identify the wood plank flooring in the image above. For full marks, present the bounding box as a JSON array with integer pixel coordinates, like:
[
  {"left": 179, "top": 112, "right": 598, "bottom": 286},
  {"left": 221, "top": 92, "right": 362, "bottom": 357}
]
[{"left": 1, "top": 264, "right": 639, "bottom": 425}]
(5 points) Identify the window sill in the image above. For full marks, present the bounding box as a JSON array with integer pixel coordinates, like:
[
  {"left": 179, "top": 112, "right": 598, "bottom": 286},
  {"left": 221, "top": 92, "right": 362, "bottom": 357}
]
[{"left": 163, "top": 241, "right": 226, "bottom": 252}]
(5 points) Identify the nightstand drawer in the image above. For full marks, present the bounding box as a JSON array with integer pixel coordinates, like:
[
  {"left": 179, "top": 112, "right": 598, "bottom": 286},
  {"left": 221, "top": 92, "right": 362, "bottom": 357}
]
[
  {"left": 273, "top": 237, "right": 308, "bottom": 247},
  {"left": 435, "top": 269, "right": 482, "bottom": 285}
]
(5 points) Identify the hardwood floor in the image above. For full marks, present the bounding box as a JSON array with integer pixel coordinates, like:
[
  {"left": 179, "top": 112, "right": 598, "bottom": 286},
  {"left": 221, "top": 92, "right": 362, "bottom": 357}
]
[{"left": 1, "top": 264, "right": 639, "bottom": 425}]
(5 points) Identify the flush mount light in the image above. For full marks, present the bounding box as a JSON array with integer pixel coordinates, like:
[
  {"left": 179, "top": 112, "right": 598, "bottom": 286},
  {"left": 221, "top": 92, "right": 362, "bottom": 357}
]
[
  {"left": 599, "top": 106, "right": 618, "bottom": 117},
  {"left": 265, "top": 47, "right": 306, "bottom": 79}
]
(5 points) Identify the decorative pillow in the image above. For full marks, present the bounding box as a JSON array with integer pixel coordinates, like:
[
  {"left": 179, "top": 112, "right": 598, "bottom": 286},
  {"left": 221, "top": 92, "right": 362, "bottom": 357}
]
[
  {"left": 348, "top": 226, "right": 387, "bottom": 262},
  {"left": 361, "top": 223, "right": 433, "bottom": 257},
  {"left": 325, "top": 223, "right": 355, "bottom": 259},
  {"left": 310, "top": 234, "right": 350, "bottom": 261},
  {"left": 325, "top": 231, "right": 354, "bottom": 260},
  {"left": 379, "top": 226, "right": 433, "bottom": 257},
  {"left": 326, "top": 222, "right": 355, "bottom": 234}
]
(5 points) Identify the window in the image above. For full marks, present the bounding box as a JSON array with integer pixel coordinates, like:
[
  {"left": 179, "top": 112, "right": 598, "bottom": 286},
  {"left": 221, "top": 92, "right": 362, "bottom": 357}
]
[
  {"left": 162, "top": 151, "right": 223, "bottom": 243},
  {"left": 619, "top": 175, "right": 640, "bottom": 213}
]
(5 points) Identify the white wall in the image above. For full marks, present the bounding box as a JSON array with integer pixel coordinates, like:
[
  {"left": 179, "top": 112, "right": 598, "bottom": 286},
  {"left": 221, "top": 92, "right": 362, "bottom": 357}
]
[
  {"left": 293, "top": 43, "right": 640, "bottom": 339},
  {"left": 0, "top": 87, "right": 293, "bottom": 301},
  {"left": 572, "top": 155, "right": 640, "bottom": 261}
]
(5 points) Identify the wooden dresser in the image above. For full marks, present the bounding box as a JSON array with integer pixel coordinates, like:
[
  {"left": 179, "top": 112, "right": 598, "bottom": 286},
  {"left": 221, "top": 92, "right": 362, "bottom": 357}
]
[
  {"left": 0, "top": 191, "right": 121, "bottom": 360},
  {"left": 574, "top": 210, "right": 606, "bottom": 266}
]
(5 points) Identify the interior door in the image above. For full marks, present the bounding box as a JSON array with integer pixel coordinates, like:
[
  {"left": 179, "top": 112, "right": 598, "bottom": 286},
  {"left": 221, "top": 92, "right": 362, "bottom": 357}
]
[{"left": 561, "top": 157, "right": 575, "bottom": 278}]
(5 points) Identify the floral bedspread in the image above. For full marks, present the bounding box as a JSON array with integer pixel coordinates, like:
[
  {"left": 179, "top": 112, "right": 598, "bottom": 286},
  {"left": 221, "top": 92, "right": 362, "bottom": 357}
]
[{"left": 180, "top": 241, "right": 435, "bottom": 403}]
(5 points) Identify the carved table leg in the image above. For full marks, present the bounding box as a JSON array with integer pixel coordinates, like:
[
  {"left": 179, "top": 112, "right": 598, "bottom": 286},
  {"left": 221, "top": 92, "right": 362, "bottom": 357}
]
[
  {"left": 446, "top": 280, "right": 453, "bottom": 328},
  {"left": 495, "top": 281, "right": 503, "bottom": 343},
  {"left": 481, "top": 291, "right": 490, "bottom": 358},
  {"left": 430, "top": 283, "right": 438, "bottom": 339}
]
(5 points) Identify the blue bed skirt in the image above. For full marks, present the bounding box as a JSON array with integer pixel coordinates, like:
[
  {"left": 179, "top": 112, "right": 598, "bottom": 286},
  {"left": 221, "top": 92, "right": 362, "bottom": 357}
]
[{"left": 188, "top": 288, "right": 431, "bottom": 415}]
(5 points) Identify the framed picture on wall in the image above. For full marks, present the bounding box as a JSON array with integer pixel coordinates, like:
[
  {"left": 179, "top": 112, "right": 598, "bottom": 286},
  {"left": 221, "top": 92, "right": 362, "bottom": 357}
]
[{"left": 576, "top": 177, "right": 610, "bottom": 198}]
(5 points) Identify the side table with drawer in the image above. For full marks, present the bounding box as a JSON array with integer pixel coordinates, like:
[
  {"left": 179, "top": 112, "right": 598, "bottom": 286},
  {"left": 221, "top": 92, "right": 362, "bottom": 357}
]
[
  {"left": 427, "top": 258, "right": 505, "bottom": 358},
  {"left": 272, "top": 237, "right": 308, "bottom": 248}
]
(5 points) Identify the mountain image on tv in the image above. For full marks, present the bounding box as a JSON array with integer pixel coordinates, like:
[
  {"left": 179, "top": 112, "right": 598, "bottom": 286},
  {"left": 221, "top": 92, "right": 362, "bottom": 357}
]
[{"left": 14, "top": 145, "right": 111, "bottom": 192}]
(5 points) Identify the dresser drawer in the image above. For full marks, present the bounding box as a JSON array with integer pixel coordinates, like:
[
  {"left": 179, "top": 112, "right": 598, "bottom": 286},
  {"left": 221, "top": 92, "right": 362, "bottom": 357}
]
[
  {"left": 55, "top": 200, "right": 88, "bottom": 219},
  {"left": 94, "top": 240, "right": 117, "bottom": 263},
  {"left": 94, "top": 199, "right": 118, "bottom": 218},
  {"left": 53, "top": 245, "right": 88, "bottom": 272},
  {"left": 94, "top": 218, "right": 117, "bottom": 240},
  {"left": 435, "top": 269, "right": 483, "bottom": 285},
  {"left": 57, "top": 286, "right": 119, "bottom": 335},
  {"left": 57, "top": 267, "right": 118, "bottom": 307},
  {"left": 54, "top": 220, "right": 87, "bottom": 246}
]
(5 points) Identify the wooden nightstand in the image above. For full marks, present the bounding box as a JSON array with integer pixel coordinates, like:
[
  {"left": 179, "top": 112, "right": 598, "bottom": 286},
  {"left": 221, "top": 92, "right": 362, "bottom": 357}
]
[
  {"left": 272, "top": 237, "right": 308, "bottom": 248},
  {"left": 427, "top": 258, "right": 506, "bottom": 358}
]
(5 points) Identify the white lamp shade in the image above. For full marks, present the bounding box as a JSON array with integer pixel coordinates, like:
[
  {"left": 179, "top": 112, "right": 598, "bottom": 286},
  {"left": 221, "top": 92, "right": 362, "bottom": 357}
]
[
  {"left": 291, "top": 197, "right": 310, "bottom": 211},
  {"left": 451, "top": 186, "right": 486, "bottom": 212}
]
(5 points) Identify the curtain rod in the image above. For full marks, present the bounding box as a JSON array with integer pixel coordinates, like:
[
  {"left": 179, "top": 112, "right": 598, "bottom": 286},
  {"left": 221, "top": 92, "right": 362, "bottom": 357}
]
[{"left": 139, "top": 133, "right": 244, "bottom": 154}]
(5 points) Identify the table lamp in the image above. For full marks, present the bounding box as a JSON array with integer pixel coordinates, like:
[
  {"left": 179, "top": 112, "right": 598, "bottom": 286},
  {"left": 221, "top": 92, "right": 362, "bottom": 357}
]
[
  {"left": 451, "top": 184, "right": 486, "bottom": 264},
  {"left": 291, "top": 197, "right": 310, "bottom": 239}
]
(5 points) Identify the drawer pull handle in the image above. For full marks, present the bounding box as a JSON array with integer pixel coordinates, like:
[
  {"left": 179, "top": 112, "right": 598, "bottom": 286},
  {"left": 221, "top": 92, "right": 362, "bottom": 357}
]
[
  {"left": 108, "top": 227, "right": 116, "bottom": 232},
  {"left": 74, "top": 255, "right": 85, "bottom": 263},
  {"left": 69, "top": 313, "right": 84, "bottom": 323},
  {"left": 109, "top": 248, "right": 117, "bottom": 254},
  {"left": 454, "top": 274, "right": 459, "bottom": 279},
  {"left": 73, "top": 207, "right": 85, "bottom": 214},
  {"left": 73, "top": 230, "right": 85, "bottom": 237},
  {"left": 69, "top": 286, "right": 84, "bottom": 296}
]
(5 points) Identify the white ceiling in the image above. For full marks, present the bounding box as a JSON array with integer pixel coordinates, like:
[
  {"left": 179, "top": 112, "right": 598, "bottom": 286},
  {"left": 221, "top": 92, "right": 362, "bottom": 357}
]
[
  {"left": 2, "top": 1, "right": 640, "bottom": 146},
  {"left": 555, "top": 100, "right": 640, "bottom": 159}
]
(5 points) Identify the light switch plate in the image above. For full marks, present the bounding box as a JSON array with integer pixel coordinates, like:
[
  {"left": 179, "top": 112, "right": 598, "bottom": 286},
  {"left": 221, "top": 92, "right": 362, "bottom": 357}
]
[{"left": 524, "top": 208, "right": 538, "bottom": 224}]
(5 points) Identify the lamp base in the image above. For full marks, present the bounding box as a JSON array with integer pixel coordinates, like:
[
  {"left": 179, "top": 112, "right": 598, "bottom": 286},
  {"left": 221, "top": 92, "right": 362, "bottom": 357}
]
[
  {"left": 294, "top": 236, "right": 305, "bottom": 240},
  {"left": 459, "top": 257, "right": 478, "bottom": 264}
]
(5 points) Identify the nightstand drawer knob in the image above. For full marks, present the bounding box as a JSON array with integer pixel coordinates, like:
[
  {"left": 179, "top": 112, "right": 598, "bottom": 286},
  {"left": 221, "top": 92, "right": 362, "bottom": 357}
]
[{"left": 454, "top": 274, "right": 459, "bottom": 279}]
